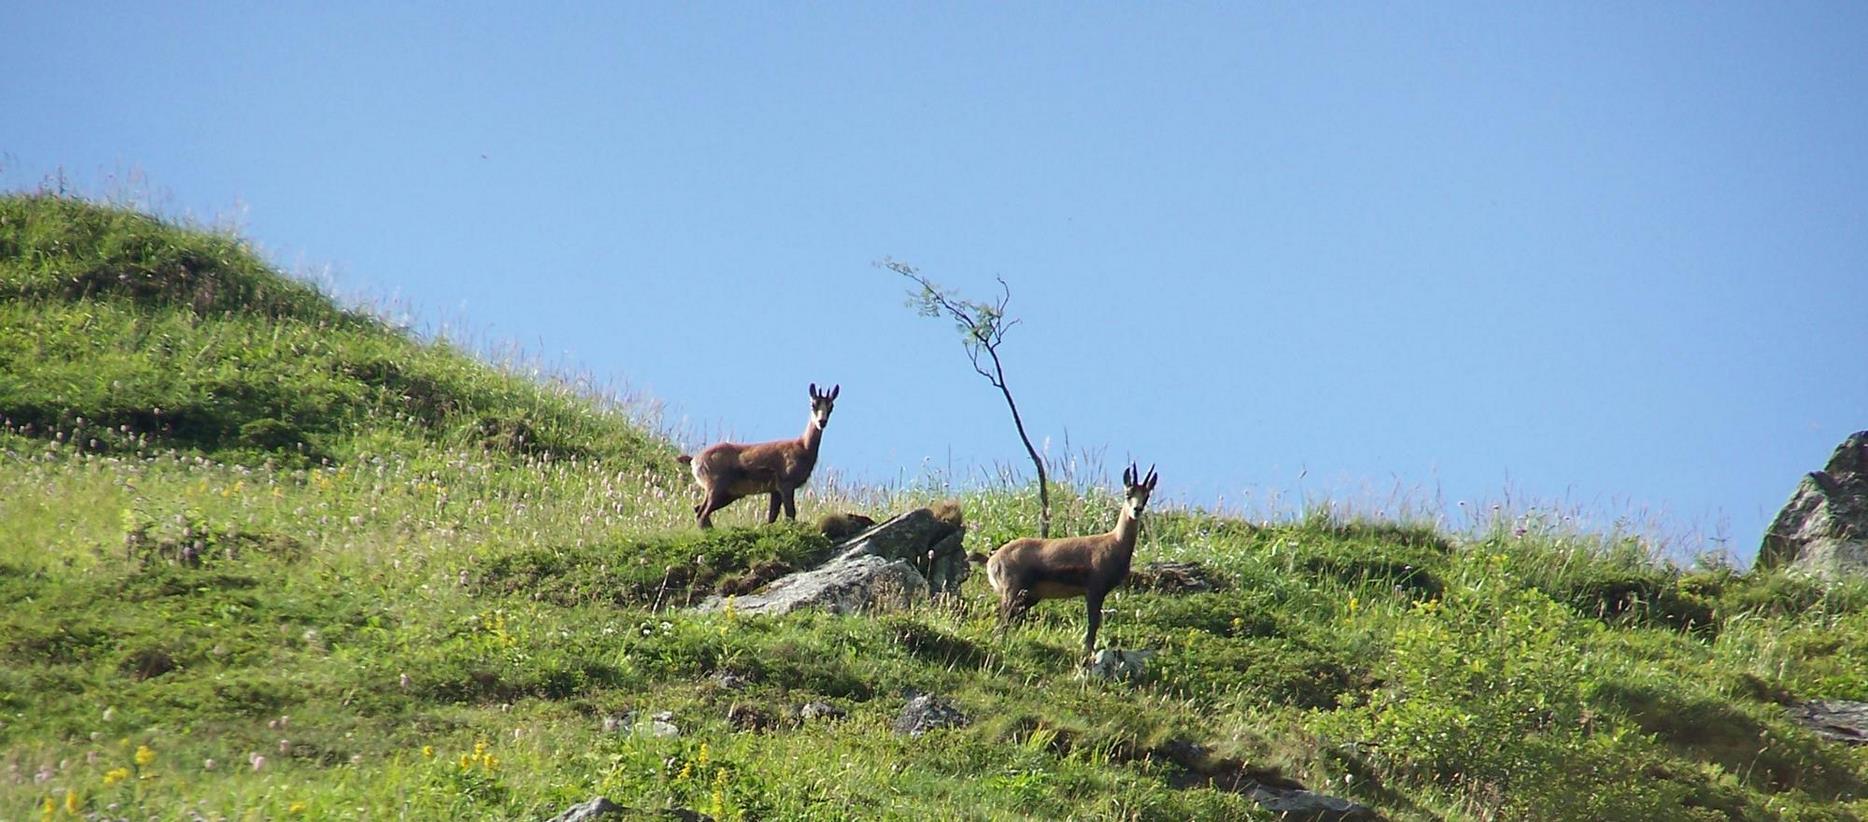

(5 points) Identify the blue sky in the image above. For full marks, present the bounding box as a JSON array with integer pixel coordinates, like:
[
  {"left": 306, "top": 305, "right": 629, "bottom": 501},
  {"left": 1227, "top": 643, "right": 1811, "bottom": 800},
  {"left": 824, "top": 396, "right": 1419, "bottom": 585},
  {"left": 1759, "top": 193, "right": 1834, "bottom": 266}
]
[{"left": 6, "top": 4, "right": 1865, "bottom": 560}]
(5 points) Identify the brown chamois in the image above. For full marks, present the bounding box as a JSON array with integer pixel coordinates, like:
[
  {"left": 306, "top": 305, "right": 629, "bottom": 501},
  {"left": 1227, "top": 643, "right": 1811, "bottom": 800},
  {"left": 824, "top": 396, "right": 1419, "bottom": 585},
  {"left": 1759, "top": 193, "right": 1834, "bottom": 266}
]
[
  {"left": 986, "top": 463, "right": 1157, "bottom": 655},
  {"left": 678, "top": 383, "right": 839, "bottom": 528}
]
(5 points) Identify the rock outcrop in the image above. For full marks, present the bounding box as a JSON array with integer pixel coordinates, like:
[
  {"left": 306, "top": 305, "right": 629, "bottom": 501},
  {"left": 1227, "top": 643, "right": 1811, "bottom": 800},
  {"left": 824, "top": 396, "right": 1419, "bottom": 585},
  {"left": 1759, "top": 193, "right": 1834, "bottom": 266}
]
[
  {"left": 835, "top": 507, "right": 970, "bottom": 596},
  {"left": 694, "top": 553, "right": 927, "bottom": 616},
  {"left": 1790, "top": 699, "right": 1868, "bottom": 745},
  {"left": 693, "top": 505, "right": 969, "bottom": 615},
  {"left": 1758, "top": 431, "right": 1868, "bottom": 575}
]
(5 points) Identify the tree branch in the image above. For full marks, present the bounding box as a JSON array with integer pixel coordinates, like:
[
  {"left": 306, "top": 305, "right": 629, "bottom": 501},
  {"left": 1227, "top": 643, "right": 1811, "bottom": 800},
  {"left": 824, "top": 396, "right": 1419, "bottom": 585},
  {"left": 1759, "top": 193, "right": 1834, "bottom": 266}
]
[{"left": 879, "top": 258, "right": 1050, "bottom": 536}]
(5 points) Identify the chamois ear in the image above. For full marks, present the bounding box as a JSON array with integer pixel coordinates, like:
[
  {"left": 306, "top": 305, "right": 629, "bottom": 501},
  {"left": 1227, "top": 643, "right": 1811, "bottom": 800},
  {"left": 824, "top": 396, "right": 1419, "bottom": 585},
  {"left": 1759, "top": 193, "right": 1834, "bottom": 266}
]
[
  {"left": 1122, "top": 464, "right": 1135, "bottom": 487},
  {"left": 1144, "top": 465, "right": 1159, "bottom": 491},
  {"left": 809, "top": 383, "right": 820, "bottom": 400},
  {"left": 828, "top": 384, "right": 840, "bottom": 400}
]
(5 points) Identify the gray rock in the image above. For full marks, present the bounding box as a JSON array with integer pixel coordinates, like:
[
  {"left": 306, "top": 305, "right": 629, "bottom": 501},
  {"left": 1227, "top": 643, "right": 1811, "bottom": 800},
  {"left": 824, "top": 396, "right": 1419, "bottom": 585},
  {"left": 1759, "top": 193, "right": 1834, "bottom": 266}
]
[
  {"left": 695, "top": 553, "right": 929, "bottom": 616},
  {"left": 1246, "top": 786, "right": 1382, "bottom": 821},
  {"left": 1083, "top": 648, "right": 1155, "bottom": 683},
  {"left": 835, "top": 508, "right": 949, "bottom": 560},
  {"left": 1759, "top": 431, "right": 1868, "bottom": 575},
  {"left": 710, "top": 669, "right": 750, "bottom": 690},
  {"left": 1791, "top": 699, "right": 1868, "bottom": 745},
  {"left": 546, "top": 799, "right": 715, "bottom": 822},
  {"left": 893, "top": 694, "right": 969, "bottom": 736},
  {"left": 920, "top": 530, "right": 971, "bottom": 596},
  {"left": 547, "top": 797, "right": 623, "bottom": 822},
  {"left": 837, "top": 507, "right": 971, "bottom": 596},
  {"left": 692, "top": 506, "right": 968, "bottom": 615},
  {"left": 606, "top": 711, "right": 679, "bottom": 738},
  {"left": 1153, "top": 738, "right": 1375, "bottom": 819},
  {"left": 799, "top": 701, "right": 847, "bottom": 722}
]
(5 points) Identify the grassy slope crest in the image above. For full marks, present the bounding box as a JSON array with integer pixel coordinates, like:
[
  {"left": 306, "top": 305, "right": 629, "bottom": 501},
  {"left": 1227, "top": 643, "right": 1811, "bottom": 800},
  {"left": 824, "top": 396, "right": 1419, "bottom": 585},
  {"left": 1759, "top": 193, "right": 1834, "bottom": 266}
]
[{"left": 3, "top": 194, "right": 1867, "bottom": 820}]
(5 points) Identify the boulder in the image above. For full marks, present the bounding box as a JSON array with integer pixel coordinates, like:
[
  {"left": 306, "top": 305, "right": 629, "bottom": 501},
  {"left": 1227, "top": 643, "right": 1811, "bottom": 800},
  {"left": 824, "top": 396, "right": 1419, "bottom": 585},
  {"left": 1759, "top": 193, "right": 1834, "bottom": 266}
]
[
  {"left": 602, "top": 710, "right": 680, "bottom": 738},
  {"left": 1245, "top": 786, "right": 1382, "bottom": 821},
  {"left": 547, "top": 798, "right": 713, "bottom": 822},
  {"left": 694, "top": 553, "right": 928, "bottom": 616},
  {"left": 547, "top": 797, "right": 624, "bottom": 822},
  {"left": 893, "top": 693, "right": 969, "bottom": 736},
  {"left": 798, "top": 700, "right": 848, "bottom": 722},
  {"left": 1790, "top": 699, "right": 1868, "bottom": 745},
  {"left": 1154, "top": 738, "right": 1378, "bottom": 820},
  {"left": 694, "top": 505, "right": 969, "bottom": 614},
  {"left": 1758, "top": 431, "right": 1868, "bottom": 575},
  {"left": 1083, "top": 648, "right": 1155, "bottom": 683},
  {"left": 836, "top": 507, "right": 971, "bottom": 596}
]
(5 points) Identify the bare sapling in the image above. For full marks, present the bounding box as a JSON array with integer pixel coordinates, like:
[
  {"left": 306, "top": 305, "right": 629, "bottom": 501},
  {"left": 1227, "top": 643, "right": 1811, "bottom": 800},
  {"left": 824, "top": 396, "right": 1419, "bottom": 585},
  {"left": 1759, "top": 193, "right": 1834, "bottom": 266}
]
[
  {"left": 880, "top": 259, "right": 1054, "bottom": 537},
  {"left": 679, "top": 383, "right": 839, "bottom": 528},
  {"left": 986, "top": 463, "right": 1158, "bottom": 655}
]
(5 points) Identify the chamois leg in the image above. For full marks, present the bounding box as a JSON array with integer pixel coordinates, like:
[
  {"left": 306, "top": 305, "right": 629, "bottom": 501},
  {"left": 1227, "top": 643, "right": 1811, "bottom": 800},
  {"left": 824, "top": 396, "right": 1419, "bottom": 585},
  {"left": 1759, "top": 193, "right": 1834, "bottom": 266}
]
[
  {"left": 998, "top": 583, "right": 1035, "bottom": 632},
  {"left": 1083, "top": 589, "right": 1108, "bottom": 656},
  {"left": 781, "top": 487, "right": 798, "bottom": 521},
  {"left": 766, "top": 492, "right": 782, "bottom": 523},
  {"left": 697, "top": 486, "right": 734, "bottom": 529}
]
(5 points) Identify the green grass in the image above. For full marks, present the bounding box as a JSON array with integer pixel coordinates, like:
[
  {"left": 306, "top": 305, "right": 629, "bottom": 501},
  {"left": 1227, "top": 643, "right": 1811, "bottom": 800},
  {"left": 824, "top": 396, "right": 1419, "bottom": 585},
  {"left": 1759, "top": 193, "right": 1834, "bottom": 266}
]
[{"left": 4, "top": 192, "right": 1868, "bottom": 820}]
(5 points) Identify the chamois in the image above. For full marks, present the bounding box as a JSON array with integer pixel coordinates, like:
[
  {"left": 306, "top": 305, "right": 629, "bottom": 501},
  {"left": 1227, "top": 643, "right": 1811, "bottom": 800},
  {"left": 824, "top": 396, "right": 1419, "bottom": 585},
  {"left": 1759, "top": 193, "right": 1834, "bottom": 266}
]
[
  {"left": 678, "top": 383, "right": 839, "bottom": 528},
  {"left": 986, "top": 463, "right": 1157, "bottom": 655}
]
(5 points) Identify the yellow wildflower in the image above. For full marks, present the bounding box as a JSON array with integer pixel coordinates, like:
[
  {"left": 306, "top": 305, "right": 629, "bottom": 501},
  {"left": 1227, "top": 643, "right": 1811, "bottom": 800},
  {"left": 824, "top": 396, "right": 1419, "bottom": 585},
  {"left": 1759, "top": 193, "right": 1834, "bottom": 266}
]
[
  {"left": 697, "top": 742, "right": 710, "bottom": 767},
  {"left": 41, "top": 796, "right": 54, "bottom": 821},
  {"left": 103, "top": 767, "right": 131, "bottom": 785},
  {"left": 289, "top": 800, "right": 309, "bottom": 814},
  {"left": 64, "top": 790, "right": 81, "bottom": 815},
  {"left": 421, "top": 745, "right": 435, "bottom": 758},
  {"left": 710, "top": 767, "right": 728, "bottom": 819},
  {"left": 134, "top": 744, "right": 156, "bottom": 767}
]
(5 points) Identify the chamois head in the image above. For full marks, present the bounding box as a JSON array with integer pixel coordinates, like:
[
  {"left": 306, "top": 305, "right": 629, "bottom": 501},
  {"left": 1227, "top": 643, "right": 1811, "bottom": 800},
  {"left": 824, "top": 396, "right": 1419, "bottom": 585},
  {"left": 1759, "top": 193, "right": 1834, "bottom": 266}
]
[
  {"left": 809, "top": 383, "right": 840, "bottom": 430},
  {"left": 1121, "top": 463, "right": 1158, "bottom": 520}
]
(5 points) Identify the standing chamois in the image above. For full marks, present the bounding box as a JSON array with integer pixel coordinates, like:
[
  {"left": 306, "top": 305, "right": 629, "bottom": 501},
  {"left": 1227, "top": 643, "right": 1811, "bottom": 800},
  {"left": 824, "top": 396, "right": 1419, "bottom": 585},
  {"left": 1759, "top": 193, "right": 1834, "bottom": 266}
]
[
  {"left": 986, "top": 463, "right": 1157, "bottom": 655},
  {"left": 678, "top": 383, "right": 839, "bottom": 528}
]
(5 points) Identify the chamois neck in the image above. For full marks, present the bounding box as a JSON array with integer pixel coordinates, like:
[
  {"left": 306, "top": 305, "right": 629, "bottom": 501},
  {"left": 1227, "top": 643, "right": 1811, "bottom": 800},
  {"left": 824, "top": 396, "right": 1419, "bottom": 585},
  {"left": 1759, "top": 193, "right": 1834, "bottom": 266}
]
[
  {"left": 1112, "top": 508, "right": 1141, "bottom": 548},
  {"left": 800, "top": 417, "right": 824, "bottom": 454}
]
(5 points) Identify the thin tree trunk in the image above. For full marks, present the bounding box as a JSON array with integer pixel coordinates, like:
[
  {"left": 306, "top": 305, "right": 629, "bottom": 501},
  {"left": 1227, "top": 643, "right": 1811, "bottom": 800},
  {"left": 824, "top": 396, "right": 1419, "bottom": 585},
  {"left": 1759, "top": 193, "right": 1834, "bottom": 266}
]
[{"left": 986, "top": 348, "right": 1050, "bottom": 538}]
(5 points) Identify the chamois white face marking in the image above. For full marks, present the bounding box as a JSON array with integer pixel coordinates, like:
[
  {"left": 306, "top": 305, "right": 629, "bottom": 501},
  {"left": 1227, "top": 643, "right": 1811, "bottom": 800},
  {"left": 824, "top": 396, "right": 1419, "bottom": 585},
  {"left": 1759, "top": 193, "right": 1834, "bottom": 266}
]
[
  {"left": 808, "top": 383, "right": 839, "bottom": 429},
  {"left": 1121, "top": 464, "right": 1158, "bottom": 519}
]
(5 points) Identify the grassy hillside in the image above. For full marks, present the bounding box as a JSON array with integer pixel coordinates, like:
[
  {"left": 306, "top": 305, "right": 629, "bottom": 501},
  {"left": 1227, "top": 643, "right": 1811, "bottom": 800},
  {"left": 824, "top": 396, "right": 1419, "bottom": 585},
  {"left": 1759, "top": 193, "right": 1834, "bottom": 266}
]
[{"left": 3, "top": 193, "right": 1867, "bottom": 820}]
